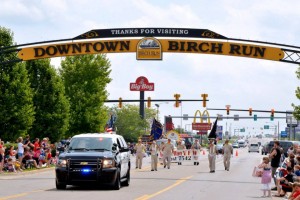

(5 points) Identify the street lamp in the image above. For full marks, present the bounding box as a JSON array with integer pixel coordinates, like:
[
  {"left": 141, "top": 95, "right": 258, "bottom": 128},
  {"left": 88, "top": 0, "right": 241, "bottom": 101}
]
[
  {"left": 266, "top": 121, "right": 278, "bottom": 140},
  {"left": 155, "top": 104, "right": 159, "bottom": 120}
]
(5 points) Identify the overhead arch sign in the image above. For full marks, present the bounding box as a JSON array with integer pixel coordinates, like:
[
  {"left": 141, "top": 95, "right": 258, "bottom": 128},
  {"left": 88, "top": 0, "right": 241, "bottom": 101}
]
[{"left": 11, "top": 28, "right": 300, "bottom": 64}]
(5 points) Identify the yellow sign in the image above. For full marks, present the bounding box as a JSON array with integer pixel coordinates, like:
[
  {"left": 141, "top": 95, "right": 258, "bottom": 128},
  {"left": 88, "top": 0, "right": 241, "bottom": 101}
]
[
  {"left": 193, "top": 110, "right": 211, "bottom": 123},
  {"left": 166, "top": 130, "right": 180, "bottom": 142},
  {"left": 18, "top": 38, "right": 284, "bottom": 62}
]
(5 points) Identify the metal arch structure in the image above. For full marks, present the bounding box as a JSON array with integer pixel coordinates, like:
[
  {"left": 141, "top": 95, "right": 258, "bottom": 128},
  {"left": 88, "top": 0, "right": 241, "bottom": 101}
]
[{"left": 1, "top": 27, "right": 300, "bottom": 65}]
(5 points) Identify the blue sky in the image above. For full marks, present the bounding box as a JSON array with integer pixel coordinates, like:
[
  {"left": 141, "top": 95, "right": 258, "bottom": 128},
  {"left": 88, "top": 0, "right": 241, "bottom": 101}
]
[{"left": 1, "top": 0, "right": 300, "bottom": 136}]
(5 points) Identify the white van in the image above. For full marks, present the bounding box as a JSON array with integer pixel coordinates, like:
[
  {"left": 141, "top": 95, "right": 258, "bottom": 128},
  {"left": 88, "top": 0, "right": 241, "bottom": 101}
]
[{"left": 248, "top": 143, "right": 259, "bottom": 153}]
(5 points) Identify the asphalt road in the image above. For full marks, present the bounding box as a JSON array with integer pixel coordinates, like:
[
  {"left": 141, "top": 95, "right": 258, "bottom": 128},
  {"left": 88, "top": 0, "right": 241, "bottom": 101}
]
[{"left": 0, "top": 143, "right": 282, "bottom": 200}]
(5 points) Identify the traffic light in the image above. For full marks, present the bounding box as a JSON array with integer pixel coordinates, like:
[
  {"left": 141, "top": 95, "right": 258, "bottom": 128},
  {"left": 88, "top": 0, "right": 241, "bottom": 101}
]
[
  {"left": 201, "top": 93, "right": 208, "bottom": 107},
  {"left": 147, "top": 97, "right": 151, "bottom": 108},
  {"left": 118, "top": 97, "right": 122, "bottom": 108},
  {"left": 254, "top": 114, "right": 257, "bottom": 121},
  {"left": 249, "top": 108, "right": 252, "bottom": 116},
  {"left": 271, "top": 109, "right": 274, "bottom": 121},
  {"left": 226, "top": 107, "right": 230, "bottom": 115},
  {"left": 174, "top": 94, "right": 181, "bottom": 107}
]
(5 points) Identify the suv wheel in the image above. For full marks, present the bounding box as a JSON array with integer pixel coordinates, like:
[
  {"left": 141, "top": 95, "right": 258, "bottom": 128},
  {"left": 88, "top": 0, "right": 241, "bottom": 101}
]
[
  {"left": 122, "top": 168, "right": 130, "bottom": 186},
  {"left": 113, "top": 171, "right": 121, "bottom": 190},
  {"left": 56, "top": 179, "right": 66, "bottom": 190}
]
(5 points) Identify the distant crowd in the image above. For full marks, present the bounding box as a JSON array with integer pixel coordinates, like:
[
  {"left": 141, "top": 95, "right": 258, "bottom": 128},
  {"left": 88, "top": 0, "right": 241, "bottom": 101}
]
[{"left": 0, "top": 135, "right": 68, "bottom": 173}]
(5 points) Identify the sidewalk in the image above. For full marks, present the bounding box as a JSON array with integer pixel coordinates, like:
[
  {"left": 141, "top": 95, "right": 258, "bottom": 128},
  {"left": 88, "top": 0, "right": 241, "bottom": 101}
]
[{"left": 0, "top": 166, "right": 54, "bottom": 178}]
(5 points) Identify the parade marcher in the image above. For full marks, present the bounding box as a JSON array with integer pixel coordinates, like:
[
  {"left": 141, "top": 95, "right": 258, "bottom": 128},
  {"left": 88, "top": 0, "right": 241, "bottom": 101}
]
[
  {"left": 150, "top": 141, "right": 159, "bottom": 171},
  {"left": 222, "top": 139, "right": 233, "bottom": 171},
  {"left": 269, "top": 140, "right": 282, "bottom": 190},
  {"left": 208, "top": 139, "right": 218, "bottom": 173},
  {"left": 162, "top": 139, "right": 174, "bottom": 169},
  {"left": 134, "top": 139, "right": 145, "bottom": 169},
  {"left": 177, "top": 140, "right": 186, "bottom": 165},
  {"left": 191, "top": 139, "right": 201, "bottom": 165}
]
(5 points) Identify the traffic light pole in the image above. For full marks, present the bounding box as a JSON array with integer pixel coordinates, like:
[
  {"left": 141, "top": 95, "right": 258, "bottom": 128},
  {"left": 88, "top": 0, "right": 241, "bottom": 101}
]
[{"left": 140, "top": 91, "right": 145, "bottom": 119}]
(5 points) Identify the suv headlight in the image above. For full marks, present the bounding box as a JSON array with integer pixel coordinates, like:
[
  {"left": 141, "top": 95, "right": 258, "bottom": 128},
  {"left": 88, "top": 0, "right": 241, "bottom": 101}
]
[
  {"left": 103, "top": 159, "right": 114, "bottom": 168},
  {"left": 57, "top": 159, "right": 67, "bottom": 168}
]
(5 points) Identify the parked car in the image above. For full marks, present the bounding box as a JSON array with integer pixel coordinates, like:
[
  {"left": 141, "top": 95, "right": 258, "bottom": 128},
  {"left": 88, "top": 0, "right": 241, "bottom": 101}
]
[
  {"left": 232, "top": 142, "right": 239, "bottom": 148},
  {"left": 248, "top": 143, "right": 260, "bottom": 153},
  {"left": 261, "top": 142, "right": 269, "bottom": 155},
  {"left": 238, "top": 141, "right": 246, "bottom": 148},
  {"left": 216, "top": 143, "right": 224, "bottom": 154},
  {"left": 265, "top": 140, "right": 300, "bottom": 157}
]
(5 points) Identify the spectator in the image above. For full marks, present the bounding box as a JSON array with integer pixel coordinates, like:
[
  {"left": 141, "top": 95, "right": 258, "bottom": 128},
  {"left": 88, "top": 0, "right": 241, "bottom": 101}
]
[
  {"left": 269, "top": 140, "right": 282, "bottom": 190},
  {"left": 22, "top": 147, "right": 39, "bottom": 169},
  {"left": 23, "top": 135, "right": 34, "bottom": 149},
  {"left": 17, "top": 137, "right": 27, "bottom": 168},
  {"left": 33, "top": 138, "right": 40, "bottom": 152},
  {"left": 0, "top": 140, "right": 4, "bottom": 173},
  {"left": 258, "top": 157, "right": 272, "bottom": 198},
  {"left": 288, "top": 182, "right": 300, "bottom": 200},
  {"left": 274, "top": 166, "right": 295, "bottom": 197}
]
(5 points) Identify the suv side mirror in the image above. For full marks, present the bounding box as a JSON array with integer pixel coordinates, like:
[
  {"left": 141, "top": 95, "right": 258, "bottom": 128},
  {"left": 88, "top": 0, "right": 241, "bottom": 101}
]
[{"left": 112, "top": 143, "right": 118, "bottom": 151}]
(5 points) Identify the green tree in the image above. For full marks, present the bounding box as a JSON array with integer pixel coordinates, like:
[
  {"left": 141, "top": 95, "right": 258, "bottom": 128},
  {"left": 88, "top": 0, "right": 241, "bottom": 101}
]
[
  {"left": 111, "top": 104, "right": 156, "bottom": 142},
  {"left": 26, "top": 59, "right": 70, "bottom": 142},
  {"left": 0, "top": 27, "right": 35, "bottom": 141},
  {"left": 60, "top": 54, "right": 112, "bottom": 136},
  {"left": 293, "top": 66, "right": 300, "bottom": 120}
]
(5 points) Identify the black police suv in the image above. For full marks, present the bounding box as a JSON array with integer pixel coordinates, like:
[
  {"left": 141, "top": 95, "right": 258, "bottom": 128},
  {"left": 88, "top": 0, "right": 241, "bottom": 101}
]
[{"left": 55, "top": 133, "right": 131, "bottom": 190}]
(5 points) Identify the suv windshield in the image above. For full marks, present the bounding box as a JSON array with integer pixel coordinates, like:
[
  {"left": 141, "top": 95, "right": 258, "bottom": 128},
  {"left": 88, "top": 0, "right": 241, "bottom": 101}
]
[{"left": 68, "top": 137, "right": 113, "bottom": 151}]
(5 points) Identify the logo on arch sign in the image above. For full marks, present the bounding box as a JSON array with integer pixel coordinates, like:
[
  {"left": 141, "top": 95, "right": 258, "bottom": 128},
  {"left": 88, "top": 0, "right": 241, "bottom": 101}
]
[{"left": 130, "top": 76, "right": 154, "bottom": 91}]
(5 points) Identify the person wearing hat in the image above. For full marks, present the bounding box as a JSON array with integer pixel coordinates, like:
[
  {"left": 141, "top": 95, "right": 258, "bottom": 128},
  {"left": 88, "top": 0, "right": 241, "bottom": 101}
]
[
  {"left": 222, "top": 139, "right": 233, "bottom": 171},
  {"left": 134, "top": 139, "right": 145, "bottom": 169},
  {"left": 191, "top": 139, "right": 201, "bottom": 165},
  {"left": 150, "top": 141, "right": 159, "bottom": 171},
  {"left": 162, "top": 139, "right": 174, "bottom": 169},
  {"left": 208, "top": 138, "right": 218, "bottom": 173}
]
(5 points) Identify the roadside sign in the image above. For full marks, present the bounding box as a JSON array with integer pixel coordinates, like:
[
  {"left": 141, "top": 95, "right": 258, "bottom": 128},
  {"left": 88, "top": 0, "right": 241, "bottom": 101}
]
[
  {"left": 192, "top": 122, "right": 212, "bottom": 131},
  {"left": 281, "top": 131, "right": 287, "bottom": 138},
  {"left": 234, "top": 114, "right": 239, "bottom": 121},
  {"left": 217, "top": 114, "right": 223, "bottom": 121},
  {"left": 264, "top": 125, "right": 269, "bottom": 129}
]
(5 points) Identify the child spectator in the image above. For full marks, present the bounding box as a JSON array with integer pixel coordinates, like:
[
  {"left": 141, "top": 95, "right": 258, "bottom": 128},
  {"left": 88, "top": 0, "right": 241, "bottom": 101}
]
[
  {"left": 7, "top": 157, "right": 16, "bottom": 172},
  {"left": 22, "top": 147, "right": 39, "bottom": 169},
  {"left": 17, "top": 137, "right": 27, "bottom": 168},
  {"left": 289, "top": 182, "right": 300, "bottom": 200},
  {"left": 258, "top": 157, "right": 272, "bottom": 198}
]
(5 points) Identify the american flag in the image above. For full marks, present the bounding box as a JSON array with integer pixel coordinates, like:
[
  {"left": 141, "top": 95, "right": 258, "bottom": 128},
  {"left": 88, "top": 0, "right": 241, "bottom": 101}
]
[{"left": 105, "top": 127, "right": 113, "bottom": 133}]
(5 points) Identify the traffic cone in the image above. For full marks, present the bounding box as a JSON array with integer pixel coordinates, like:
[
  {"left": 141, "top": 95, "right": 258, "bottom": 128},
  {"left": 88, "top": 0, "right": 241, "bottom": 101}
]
[{"left": 235, "top": 150, "right": 238, "bottom": 157}]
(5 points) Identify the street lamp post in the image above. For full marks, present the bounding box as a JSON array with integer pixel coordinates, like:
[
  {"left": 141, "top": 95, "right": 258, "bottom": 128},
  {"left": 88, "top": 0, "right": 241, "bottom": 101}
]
[
  {"left": 155, "top": 104, "right": 159, "bottom": 120},
  {"left": 266, "top": 121, "right": 278, "bottom": 140}
]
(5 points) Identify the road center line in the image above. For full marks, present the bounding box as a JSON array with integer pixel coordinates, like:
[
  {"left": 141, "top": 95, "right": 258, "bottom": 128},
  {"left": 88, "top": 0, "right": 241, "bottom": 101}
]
[
  {"left": 0, "top": 190, "right": 44, "bottom": 200},
  {"left": 135, "top": 175, "right": 192, "bottom": 200}
]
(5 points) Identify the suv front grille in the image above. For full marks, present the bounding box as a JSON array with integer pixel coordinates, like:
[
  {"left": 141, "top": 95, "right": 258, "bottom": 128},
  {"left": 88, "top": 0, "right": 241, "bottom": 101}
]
[{"left": 68, "top": 158, "right": 102, "bottom": 173}]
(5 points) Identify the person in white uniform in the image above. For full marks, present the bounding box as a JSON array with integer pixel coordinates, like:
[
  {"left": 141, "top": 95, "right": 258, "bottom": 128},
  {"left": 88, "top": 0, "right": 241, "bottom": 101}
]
[
  {"left": 208, "top": 139, "right": 218, "bottom": 173},
  {"left": 150, "top": 141, "right": 159, "bottom": 171},
  {"left": 162, "top": 139, "right": 174, "bottom": 169}
]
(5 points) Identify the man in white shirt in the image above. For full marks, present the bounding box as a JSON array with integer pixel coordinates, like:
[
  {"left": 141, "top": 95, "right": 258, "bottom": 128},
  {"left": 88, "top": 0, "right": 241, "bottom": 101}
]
[
  {"left": 208, "top": 139, "right": 218, "bottom": 173},
  {"left": 222, "top": 139, "right": 233, "bottom": 171},
  {"left": 162, "top": 139, "right": 174, "bottom": 169},
  {"left": 150, "top": 141, "right": 159, "bottom": 171}
]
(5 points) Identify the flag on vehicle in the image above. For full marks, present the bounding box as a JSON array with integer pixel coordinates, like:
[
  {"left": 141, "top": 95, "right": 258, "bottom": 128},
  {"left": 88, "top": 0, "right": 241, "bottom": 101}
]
[{"left": 150, "top": 118, "right": 163, "bottom": 140}]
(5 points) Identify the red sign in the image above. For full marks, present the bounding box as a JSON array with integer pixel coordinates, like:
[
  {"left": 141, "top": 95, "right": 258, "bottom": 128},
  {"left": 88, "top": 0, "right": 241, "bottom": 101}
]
[
  {"left": 197, "top": 131, "right": 207, "bottom": 135},
  {"left": 192, "top": 122, "right": 212, "bottom": 131},
  {"left": 130, "top": 76, "right": 154, "bottom": 91}
]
